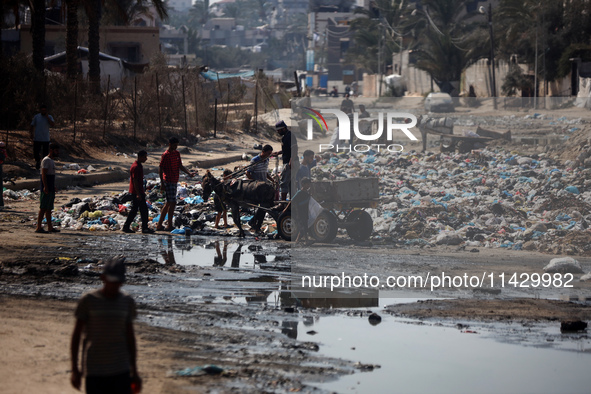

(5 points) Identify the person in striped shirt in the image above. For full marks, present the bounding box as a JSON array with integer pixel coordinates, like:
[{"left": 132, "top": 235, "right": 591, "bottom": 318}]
[
  {"left": 246, "top": 144, "right": 274, "bottom": 183},
  {"left": 157, "top": 137, "right": 197, "bottom": 231},
  {"left": 246, "top": 145, "right": 275, "bottom": 233}
]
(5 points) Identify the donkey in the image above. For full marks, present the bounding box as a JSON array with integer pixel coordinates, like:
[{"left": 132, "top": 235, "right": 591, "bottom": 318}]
[{"left": 201, "top": 171, "right": 276, "bottom": 237}]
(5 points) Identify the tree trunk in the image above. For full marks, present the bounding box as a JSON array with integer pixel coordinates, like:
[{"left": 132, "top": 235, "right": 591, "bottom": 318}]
[
  {"left": 32, "top": 0, "right": 46, "bottom": 73},
  {"left": 0, "top": 15, "right": 3, "bottom": 62},
  {"left": 87, "top": 0, "right": 101, "bottom": 92},
  {"left": 66, "top": 0, "right": 79, "bottom": 80}
]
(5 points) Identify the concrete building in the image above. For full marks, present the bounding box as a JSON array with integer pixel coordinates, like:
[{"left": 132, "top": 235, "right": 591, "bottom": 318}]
[
  {"left": 200, "top": 18, "right": 270, "bottom": 48},
  {"left": 160, "top": 24, "right": 189, "bottom": 55},
  {"left": 20, "top": 24, "right": 160, "bottom": 64},
  {"left": 306, "top": 11, "right": 362, "bottom": 91}
]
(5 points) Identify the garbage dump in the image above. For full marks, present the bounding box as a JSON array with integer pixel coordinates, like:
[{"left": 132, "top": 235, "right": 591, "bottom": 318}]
[
  {"left": 310, "top": 141, "right": 591, "bottom": 256},
  {"left": 3, "top": 112, "right": 590, "bottom": 253},
  {"left": 14, "top": 179, "right": 279, "bottom": 237}
]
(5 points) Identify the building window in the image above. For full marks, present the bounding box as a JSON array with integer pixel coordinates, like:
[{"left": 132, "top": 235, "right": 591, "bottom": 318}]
[{"left": 108, "top": 44, "right": 140, "bottom": 63}]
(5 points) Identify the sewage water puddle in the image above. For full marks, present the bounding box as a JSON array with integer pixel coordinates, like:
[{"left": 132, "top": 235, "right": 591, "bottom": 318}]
[
  {"left": 303, "top": 311, "right": 591, "bottom": 393},
  {"left": 154, "top": 237, "right": 287, "bottom": 269}
]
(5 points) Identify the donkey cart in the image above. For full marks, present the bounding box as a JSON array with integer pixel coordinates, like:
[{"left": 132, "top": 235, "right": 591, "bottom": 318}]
[{"left": 277, "top": 178, "right": 379, "bottom": 243}]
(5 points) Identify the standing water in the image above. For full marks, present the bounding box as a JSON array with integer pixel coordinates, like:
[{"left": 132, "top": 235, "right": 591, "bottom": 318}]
[{"left": 305, "top": 309, "right": 591, "bottom": 393}]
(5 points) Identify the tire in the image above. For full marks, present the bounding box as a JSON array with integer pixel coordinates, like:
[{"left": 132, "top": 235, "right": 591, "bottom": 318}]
[
  {"left": 277, "top": 212, "right": 293, "bottom": 241},
  {"left": 457, "top": 140, "right": 472, "bottom": 153},
  {"left": 345, "top": 210, "right": 373, "bottom": 241},
  {"left": 310, "top": 210, "right": 338, "bottom": 243}
]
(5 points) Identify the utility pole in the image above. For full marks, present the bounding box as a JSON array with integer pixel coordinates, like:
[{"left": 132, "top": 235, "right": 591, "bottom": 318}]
[
  {"left": 487, "top": 3, "right": 497, "bottom": 110},
  {"left": 378, "top": 25, "right": 382, "bottom": 97},
  {"left": 534, "top": 16, "right": 539, "bottom": 109}
]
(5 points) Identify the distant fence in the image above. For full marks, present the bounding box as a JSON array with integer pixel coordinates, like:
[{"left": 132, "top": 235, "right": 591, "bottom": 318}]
[{"left": 0, "top": 55, "right": 285, "bottom": 144}]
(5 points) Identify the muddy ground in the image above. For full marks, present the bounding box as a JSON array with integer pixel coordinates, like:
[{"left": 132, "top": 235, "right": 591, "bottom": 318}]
[{"left": 2, "top": 101, "right": 591, "bottom": 393}]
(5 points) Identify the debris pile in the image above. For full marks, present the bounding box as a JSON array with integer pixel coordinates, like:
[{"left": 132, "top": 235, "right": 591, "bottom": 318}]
[
  {"left": 311, "top": 145, "right": 591, "bottom": 256},
  {"left": 3, "top": 189, "right": 38, "bottom": 202},
  {"left": 47, "top": 181, "right": 275, "bottom": 236}
]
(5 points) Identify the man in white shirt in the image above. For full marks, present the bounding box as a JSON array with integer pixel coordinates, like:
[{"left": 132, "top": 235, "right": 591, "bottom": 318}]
[{"left": 35, "top": 143, "right": 60, "bottom": 233}]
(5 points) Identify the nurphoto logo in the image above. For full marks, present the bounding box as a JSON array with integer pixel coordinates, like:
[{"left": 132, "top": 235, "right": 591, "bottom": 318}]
[{"left": 303, "top": 108, "right": 418, "bottom": 153}]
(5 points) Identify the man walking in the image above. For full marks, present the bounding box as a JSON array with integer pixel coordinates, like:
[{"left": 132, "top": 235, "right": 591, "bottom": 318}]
[
  {"left": 157, "top": 137, "right": 197, "bottom": 231},
  {"left": 70, "top": 256, "right": 142, "bottom": 393},
  {"left": 30, "top": 104, "right": 55, "bottom": 170},
  {"left": 273, "top": 121, "right": 298, "bottom": 200},
  {"left": 35, "top": 142, "right": 60, "bottom": 233},
  {"left": 340, "top": 93, "right": 354, "bottom": 115},
  {"left": 122, "top": 150, "right": 154, "bottom": 234}
]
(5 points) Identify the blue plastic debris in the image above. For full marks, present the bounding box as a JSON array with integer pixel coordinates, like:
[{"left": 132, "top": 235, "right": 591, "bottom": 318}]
[
  {"left": 431, "top": 199, "right": 448, "bottom": 210},
  {"left": 171, "top": 227, "right": 193, "bottom": 235},
  {"left": 175, "top": 365, "right": 224, "bottom": 376},
  {"left": 152, "top": 213, "right": 169, "bottom": 223},
  {"left": 441, "top": 193, "right": 455, "bottom": 201},
  {"left": 556, "top": 213, "right": 571, "bottom": 221},
  {"left": 184, "top": 196, "right": 204, "bottom": 204}
]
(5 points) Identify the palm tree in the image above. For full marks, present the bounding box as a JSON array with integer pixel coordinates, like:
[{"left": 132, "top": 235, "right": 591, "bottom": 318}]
[
  {"left": 189, "top": 0, "right": 209, "bottom": 26},
  {"left": 0, "top": 2, "right": 5, "bottom": 61},
  {"left": 85, "top": 0, "right": 101, "bottom": 88},
  {"left": 401, "top": 0, "right": 482, "bottom": 94},
  {"left": 83, "top": 0, "right": 168, "bottom": 91},
  {"left": 495, "top": 0, "right": 573, "bottom": 83},
  {"left": 346, "top": 0, "right": 406, "bottom": 74},
  {"left": 221, "top": 2, "right": 240, "bottom": 19},
  {"left": 65, "top": 0, "right": 79, "bottom": 79},
  {"left": 31, "top": 0, "right": 46, "bottom": 72}
]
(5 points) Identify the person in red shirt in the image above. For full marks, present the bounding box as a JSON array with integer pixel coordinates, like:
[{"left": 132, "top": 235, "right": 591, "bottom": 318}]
[
  {"left": 122, "top": 150, "right": 154, "bottom": 234},
  {"left": 157, "top": 137, "right": 197, "bottom": 231}
]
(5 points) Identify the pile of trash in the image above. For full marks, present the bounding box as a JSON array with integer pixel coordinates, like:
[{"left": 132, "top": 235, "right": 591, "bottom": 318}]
[
  {"left": 62, "top": 163, "right": 99, "bottom": 174},
  {"left": 49, "top": 180, "right": 274, "bottom": 236},
  {"left": 311, "top": 146, "right": 591, "bottom": 256},
  {"left": 3, "top": 189, "right": 38, "bottom": 202}
]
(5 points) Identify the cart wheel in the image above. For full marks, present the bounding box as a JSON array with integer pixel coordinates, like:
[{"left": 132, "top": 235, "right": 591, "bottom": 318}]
[
  {"left": 457, "top": 140, "right": 472, "bottom": 153},
  {"left": 277, "top": 212, "right": 293, "bottom": 241},
  {"left": 311, "top": 210, "right": 338, "bottom": 243},
  {"left": 440, "top": 136, "right": 454, "bottom": 152},
  {"left": 345, "top": 210, "right": 373, "bottom": 241}
]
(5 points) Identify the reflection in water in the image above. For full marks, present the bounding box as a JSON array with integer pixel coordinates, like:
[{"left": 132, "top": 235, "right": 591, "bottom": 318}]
[
  {"left": 153, "top": 238, "right": 282, "bottom": 269},
  {"left": 282, "top": 287, "right": 379, "bottom": 309},
  {"left": 231, "top": 244, "right": 243, "bottom": 268},
  {"left": 246, "top": 290, "right": 273, "bottom": 304},
  {"left": 160, "top": 236, "right": 177, "bottom": 265},
  {"left": 253, "top": 254, "right": 267, "bottom": 264},
  {"left": 281, "top": 320, "right": 298, "bottom": 339},
  {"left": 310, "top": 315, "right": 591, "bottom": 394},
  {"left": 214, "top": 241, "right": 228, "bottom": 267}
]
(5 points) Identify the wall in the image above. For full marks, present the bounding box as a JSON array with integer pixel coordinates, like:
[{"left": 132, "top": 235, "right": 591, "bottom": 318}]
[
  {"left": 463, "top": 58, "right": 509, "bottom": 97},
  {"left": 403, "top": 54, "right": 513, "bottom": 97}
]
